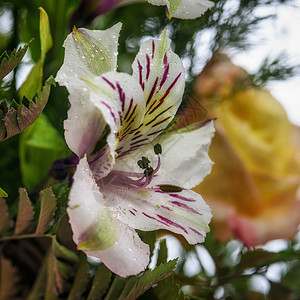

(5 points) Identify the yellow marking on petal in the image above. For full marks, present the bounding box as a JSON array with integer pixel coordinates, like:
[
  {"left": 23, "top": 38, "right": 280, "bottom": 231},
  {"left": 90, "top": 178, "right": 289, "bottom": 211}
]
[
  {"left": 168, "top": 0, "right": 182, "bottom": 18},
  {"left": 78, "top": 209, "right": 119, "bottom": 251},
  {"left": 72, "top": 28, "right": 112, "bottom": 75},
  {"left": 138, "top": 190, "right": 149, "bottom": 195}
]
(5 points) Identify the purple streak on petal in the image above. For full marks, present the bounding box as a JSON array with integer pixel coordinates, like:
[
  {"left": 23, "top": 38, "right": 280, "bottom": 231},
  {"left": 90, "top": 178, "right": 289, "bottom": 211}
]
[
  {"left": 156, "top": 72, "right": 182, "bottom": 104},
  {"left": 130, "top": 138, "right": 148, "bottom": 146},
  {"left": 147, "top": 129, "right": 164, "bottom": 136},
  {"left": 137, "top": 59, "right": 144, "bottom": 90},
  {"left": 169, "top": 193, "right": 196, "bottom": 202},
  {"left": 121, "top": 117, "right": 136, "bottom": 136},
  {"left": 124, "top": 98, "right": 133, "bottom": 121},
  {"left": 157, "top": 215, "right": 188, "bottom": 234},
  {"left": 169, "top": 201, "right": 201, "bottom": 215},
  {"left": 89, "top": 145, "right": 107, "bottom": 165},
  {"left": 129, "top": 210, "right": 136, "bottom": 216},
  {"left": 101, "top": 100, "right": 117, "bottom": 124},
  {"left": 125, "top": 103, "right": 137, "bottom": 124},
  {"left": 116, "top": 82, "right": 125, "bottom": 112},
  {"left": 131, "top": 134, "right": 143, "bottom": 141},
  {"left": 161, "top": 205, "right": 172, "bottom": 211},
  {"left": 151, "top": 116, "right": 171, "bottom": 128},
  {"left": 160, "top": 63, "right": 169, "bottom": 89},
  {"left": 189, "top": 227, "right": 203, "bottom": 236},
  {"left": 165, "top": 4, "right": 170, "bottom": 17},
  {"left": 152, "top": 40, "right": 155, "bottom": 59},
  {"left": 145, "top": 105, "right": 173, "bottom": 125},
  {"left": 146, "top": 77, "right": 159, "bottom": 106},
  {"left": 146, "top": 54, "right": 151, "bottom": 81},
  {"left": 163, "top": 53, "right": 168, "bottom": 65},
  {"left": 102, "top": 76, "right": 116, "bottom": 90},
  {"left": 142, "top": 212, "right": 170, "bottom": 226}
]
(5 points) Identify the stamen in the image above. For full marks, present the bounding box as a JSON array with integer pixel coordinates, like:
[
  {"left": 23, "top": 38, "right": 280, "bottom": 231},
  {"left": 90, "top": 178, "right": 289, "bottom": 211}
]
[{"left": 154, "top": 143, "right": 162, "bottom": 155}]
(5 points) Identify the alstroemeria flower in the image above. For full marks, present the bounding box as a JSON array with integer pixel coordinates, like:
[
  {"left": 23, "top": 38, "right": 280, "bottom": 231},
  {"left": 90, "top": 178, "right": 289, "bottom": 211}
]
[
  {"left": 177, "top": 53, "right": 300, "bottom": 247},
  {"left": 56, "top": 25, "right": 214, "bottom": 277},
  {"left": 71, "top": 0, "right": 214, "bottom": 25}
]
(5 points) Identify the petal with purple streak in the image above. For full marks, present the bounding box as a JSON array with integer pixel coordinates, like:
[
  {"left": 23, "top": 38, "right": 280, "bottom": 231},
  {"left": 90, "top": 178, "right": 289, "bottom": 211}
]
[
  {"left": 68, "top": 156, "right": 149, "bottom": 277},
  {"left": 102, "top": 184, "right": 212, "bottom": 245},
  {"left": 114, "top": 120, "right": 215, "bottom": 189},
  {"left": 147, "top": 0, "right": 214, "bottom": 19},
  {"left": 116, "top": 30, "right": 185, "bottom": 158}
]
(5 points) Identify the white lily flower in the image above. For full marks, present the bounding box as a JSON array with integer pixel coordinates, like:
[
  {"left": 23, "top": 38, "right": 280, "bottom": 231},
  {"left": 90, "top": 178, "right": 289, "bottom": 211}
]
[
  {"left": 56, "top": 25, "right": 214, "bottom": 277},
  {"left": 147, "top": 0, "right": 214, "bottom": 19},
  {"left": 72, "top": 0, "right": 214, "bottom": 23}
]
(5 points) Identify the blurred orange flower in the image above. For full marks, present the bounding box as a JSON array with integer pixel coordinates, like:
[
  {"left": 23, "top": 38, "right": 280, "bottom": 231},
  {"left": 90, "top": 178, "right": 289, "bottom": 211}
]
[{"left": 177, "top": 53, "right": 300, "bottom": 246}]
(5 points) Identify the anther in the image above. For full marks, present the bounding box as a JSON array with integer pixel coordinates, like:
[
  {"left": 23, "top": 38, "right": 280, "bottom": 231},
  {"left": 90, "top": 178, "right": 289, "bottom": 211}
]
[{"left": 154, "top": 143, "right": 162, "bottom": 155}]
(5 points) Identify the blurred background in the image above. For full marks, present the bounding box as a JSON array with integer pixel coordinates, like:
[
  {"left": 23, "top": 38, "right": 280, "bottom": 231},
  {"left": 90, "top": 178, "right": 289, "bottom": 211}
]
[{"left": 0, "top": 0, "right": 299, "bottom": 299}]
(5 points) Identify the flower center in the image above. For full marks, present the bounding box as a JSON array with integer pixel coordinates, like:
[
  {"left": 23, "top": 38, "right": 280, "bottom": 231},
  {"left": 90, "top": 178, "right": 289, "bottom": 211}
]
[{"left": 98, "top": 144, "right": 162, "bottom": 192}]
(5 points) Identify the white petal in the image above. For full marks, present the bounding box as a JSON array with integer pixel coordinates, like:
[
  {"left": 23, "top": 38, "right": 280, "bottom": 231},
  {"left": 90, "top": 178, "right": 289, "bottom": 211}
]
[
  {"left": 158, "top": 120, "right": 215, "bottom": 188},
  {"left": 84, "top": 72, "right": 146, "bottom": 176},
  {"left": 64, "top": 91, "right": 106, "bottom": 157},
  {"left": 56, "top": 23, "right": 122, "bottom": 90},
  {"left": 121, "top": 30, "right": 185, "bottom": 156},
  {"left": 86, "top": 221, "right": 150, "bottom": 277},
  {"left": 68, "top": 157, "right": 149, "bottom": 277},
  {"left": 170, "top": 0, "right": 214, "bottom": 19},
  {"left": 104, "top": 186, "right": 212, "bottom": 245},
  {"left": 148, "top": 0, "right": 214, "bottom": 19},
  {"left": 115, "top": 120, "right": 215, "bottom": 189}
]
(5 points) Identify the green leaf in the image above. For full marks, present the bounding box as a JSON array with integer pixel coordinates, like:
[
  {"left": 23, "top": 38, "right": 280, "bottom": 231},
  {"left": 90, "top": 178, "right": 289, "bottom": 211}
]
[
  {"left": 104, "top": 277, "right": 126, "bottom": 300},
  {"left": 87, "top": 264, "right": 112, "bottom": 300},
  {"left": 14, "top": 188, "right": 35, "bottom": 235},
  {"left": 67, "top": 255, "right": 91, "bottom": 300},
  {"left": 19, "top": 109, "right": 69, "bottom": 189},
  {"left": 0, "top": 197, "right": 12, "bottom": 235},
  {"left": 0, "top": 255, "right": 21, "bottom": 299},
  {"left": 153, "top": 273, "right": 189, "bottom": 300},
  {"left": 45, "top": 247, "right": 61, "bottom": 299},
  {"left": 19, "top": 8, "right": 53, "bottom": 100},
  {"left": 105, "top": 259, "right": 178, "bottom": 300},
  {"left": 35, "top": 187, "right": 57, "bottom": 235},
  {"left": 39, "top": 7, "right": 53, "bottom": 61},
  {"left": 48, "top": 181, "right": 70, "bottom": 234},
  {"left": 237, "top": 249, "right": 277, "bottom": 272},
  {"left": 157, "top": 239, "right": 168, "bottom": 266},
  {"left": 0, "top": 44, "right": 29, "bottom": 80},
  {"left": 27, "top": 251, "right": 49, "bottom": 300},
  {"left": 0, "top": 76, "right": 55, "bottom": 142},
  {"left": 53, "top": 237, "right": 78, "bottom": 264},
  {"left": 50, "top": 238, "right": 79, "bottom": 296},
  {"left": 0, "top": 187, "right": 8, "bottom": 198},
  {"left": 281, "top": 260, "right": 300, "bottom": 294}
]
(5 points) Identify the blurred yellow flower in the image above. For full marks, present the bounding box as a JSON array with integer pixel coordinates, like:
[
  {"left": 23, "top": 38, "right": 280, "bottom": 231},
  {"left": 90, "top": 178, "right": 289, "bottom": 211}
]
[{"left": 177, "top": 53, "right": 300, "bottom": 246}]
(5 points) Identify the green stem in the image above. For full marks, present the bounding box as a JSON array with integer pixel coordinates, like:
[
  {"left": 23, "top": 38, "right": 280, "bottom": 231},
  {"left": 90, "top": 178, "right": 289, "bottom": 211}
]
[{"left": 0, "top": 233, "right": 54, "bottom": 242}]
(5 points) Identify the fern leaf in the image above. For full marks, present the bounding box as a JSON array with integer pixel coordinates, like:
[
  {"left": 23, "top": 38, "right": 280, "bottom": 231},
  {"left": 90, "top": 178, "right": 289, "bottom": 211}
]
[
  {"left": 14, "top": 188, "right": 35, "bottom": 235},
  {"left": 0, "top": 197, "right": 13, "bottom": 235},
  {"left": 0, "top": 255, "right": 20, "bottom": 299},
  {"left": 0, "top": 76, "right": 55, "bottom": 142},
  {"left": 0, "top": 44, "right": 28, "bottom": 80},
  {"left": 35, "top": 187, "right": 57, "bottom": 236}
]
